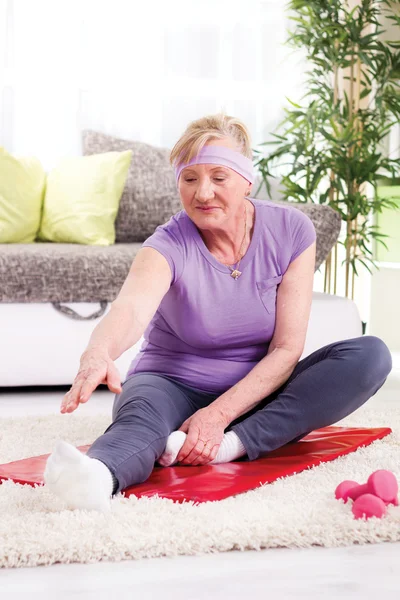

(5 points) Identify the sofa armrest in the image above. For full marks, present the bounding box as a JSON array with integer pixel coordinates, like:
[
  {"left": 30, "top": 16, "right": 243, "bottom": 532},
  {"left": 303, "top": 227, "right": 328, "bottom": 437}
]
[{"left": 302, "top": 292, "right": 363, "bottom": 359}]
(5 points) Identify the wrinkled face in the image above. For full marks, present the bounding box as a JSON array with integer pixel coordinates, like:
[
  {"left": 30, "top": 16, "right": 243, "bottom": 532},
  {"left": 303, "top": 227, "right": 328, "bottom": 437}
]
[{"left": 178, "top": 138, "right": 251, "bottom": 229}]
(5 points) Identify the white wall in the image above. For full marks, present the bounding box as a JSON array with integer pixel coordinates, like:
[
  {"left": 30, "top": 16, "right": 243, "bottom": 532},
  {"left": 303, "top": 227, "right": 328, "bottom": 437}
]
[
  {"left": 369, "top": 266, "right": 400, "bottom": 352},
  {"left": 0, "top": 0, "right": 306, "bottom": 171}
]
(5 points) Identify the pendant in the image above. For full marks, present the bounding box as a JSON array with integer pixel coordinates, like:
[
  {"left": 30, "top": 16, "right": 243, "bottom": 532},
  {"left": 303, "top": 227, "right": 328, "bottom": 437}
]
[{"left": 230, "top": 269, "right": 242, "bottom": 280}]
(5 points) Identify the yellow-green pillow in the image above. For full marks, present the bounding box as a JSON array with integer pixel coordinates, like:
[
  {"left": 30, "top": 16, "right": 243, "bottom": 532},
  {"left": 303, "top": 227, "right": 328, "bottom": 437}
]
[
  {"left": 0, "top": 147, "right": 46, "bottom": 243},
  {"left": 37, "top": 150, "right": 132, "bottom": 245}
]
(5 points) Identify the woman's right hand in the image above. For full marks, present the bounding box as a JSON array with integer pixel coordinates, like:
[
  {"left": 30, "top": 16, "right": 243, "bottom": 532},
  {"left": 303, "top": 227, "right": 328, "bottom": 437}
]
[{"left": 60, "top": 347, "right": 123, "bottom": 413}]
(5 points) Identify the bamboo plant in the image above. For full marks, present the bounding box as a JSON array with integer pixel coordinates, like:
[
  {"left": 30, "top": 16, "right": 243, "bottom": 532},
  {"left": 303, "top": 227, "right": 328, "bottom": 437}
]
[{"left": 255, "top": 0, "right": 400, "bottom": 299}]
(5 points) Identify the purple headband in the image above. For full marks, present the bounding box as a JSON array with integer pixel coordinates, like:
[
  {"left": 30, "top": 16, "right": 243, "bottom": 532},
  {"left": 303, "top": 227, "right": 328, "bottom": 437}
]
[{"left": 174, "top": 146, "right": 254, "bottom": 184}]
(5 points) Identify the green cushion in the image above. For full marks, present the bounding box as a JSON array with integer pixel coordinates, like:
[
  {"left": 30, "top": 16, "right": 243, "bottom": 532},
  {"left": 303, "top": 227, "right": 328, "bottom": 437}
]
[
  {"left": 37, "top": 150, "right": 132, "bottom": 245},
  {"left": 0, "top": 147, "right": 46, "bottom": 243}
]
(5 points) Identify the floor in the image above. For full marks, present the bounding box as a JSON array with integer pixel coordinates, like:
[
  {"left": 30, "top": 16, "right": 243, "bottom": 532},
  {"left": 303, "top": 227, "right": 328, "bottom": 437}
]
[{"left": 1, "top": 369, "right": 400, "bottom": 599}]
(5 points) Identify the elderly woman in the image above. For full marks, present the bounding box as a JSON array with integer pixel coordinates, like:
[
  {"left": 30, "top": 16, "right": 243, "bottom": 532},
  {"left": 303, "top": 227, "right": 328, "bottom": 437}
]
[{"left": 45, "top": 114, "right": 392, "bottom": 513}]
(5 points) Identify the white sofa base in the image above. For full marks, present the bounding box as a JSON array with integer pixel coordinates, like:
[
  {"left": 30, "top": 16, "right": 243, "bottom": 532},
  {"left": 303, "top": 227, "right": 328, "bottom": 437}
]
[{"left": 0, "top": 292, "right": 362, "bottom": 387}]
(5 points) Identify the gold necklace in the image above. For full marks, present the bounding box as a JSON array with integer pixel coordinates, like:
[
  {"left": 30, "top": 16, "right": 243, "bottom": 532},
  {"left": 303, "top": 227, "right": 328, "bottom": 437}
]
[{"left": 214, "top": 204, "right": 248, "bottom": 280}]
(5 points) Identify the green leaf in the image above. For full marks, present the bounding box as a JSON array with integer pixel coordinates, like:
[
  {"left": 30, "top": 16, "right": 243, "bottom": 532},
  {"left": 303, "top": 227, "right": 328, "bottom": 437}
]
[
  {"left": 285, "top": 97, "right": 302, "bottom": 109},
  {"left": 357, "top": 258, "right": 375, "bottom": 275},
  {"left": 374, "top": 238, "right": 389, "bottom": 251}
]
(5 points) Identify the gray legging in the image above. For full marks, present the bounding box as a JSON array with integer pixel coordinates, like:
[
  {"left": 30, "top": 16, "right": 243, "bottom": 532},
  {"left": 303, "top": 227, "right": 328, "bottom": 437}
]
[{"left": 86, "top": 336, "right": 392, "bottom": 495}]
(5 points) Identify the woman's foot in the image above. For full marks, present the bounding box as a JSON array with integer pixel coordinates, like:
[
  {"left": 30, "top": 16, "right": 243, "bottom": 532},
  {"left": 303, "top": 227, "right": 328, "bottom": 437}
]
[
  {"left": 158, "top": 431, "right": 187, "bottom": 466},
  {"left": 158, "top": 430, "right": 247, "bottom": 466},
  {"left": 44, "top": 440, "right": 113, "bottom": 512}
]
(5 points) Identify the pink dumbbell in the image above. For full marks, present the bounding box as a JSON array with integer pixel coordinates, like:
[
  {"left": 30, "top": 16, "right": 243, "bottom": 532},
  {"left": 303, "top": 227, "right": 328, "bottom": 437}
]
[
  {"left": 335, "top": 470, "right": 399, "bottom": 506},
  {"left": 352, "top": 494, "right": 387, "bottom": 520},
  {"left": 335, "top": 480, "right": 359, "bottom": 503}
]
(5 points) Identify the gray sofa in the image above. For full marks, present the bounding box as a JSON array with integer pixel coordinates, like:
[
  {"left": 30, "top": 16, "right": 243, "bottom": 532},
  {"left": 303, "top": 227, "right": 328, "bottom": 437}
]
[{"left": 0, "top": 131, "right": 362, "bottom": 387}]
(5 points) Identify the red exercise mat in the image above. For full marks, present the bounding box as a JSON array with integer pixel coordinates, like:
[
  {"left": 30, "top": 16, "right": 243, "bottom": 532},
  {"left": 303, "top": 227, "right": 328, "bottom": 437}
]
[{"left": 0, "top": 426, "right": 391, "bottom": 503}]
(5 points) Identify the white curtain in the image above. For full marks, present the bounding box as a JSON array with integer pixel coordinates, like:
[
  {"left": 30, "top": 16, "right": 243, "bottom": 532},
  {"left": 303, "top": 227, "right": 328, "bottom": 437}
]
[{"left": 0, "top": 0, "right": 306, "bottom": 171}]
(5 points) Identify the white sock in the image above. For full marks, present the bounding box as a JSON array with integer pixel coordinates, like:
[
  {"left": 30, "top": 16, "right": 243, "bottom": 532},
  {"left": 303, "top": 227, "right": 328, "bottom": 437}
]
[
  {"left": 210, "top": 431, "right": 247, "bottom": 464},
  {"left": 158, "top": 430, "right": 247, "bottom": 467},
  {"left": 43, "top": 440, "right": 113, "bottom": 512}
]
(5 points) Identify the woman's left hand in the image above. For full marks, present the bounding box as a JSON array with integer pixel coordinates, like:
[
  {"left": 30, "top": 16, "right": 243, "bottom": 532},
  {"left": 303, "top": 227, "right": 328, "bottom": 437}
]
[{"left": 176, "top": 407, "right": 227, "bottom": 466}]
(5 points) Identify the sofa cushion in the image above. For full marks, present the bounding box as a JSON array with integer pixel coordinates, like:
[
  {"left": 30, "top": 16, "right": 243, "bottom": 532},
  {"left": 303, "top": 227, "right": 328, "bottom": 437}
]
[
  {"left": 0, "top": 148, "right": 46, "bottom": 243},
  {"left": 37, "top": 150, "right": 132, "bottom": 246},
  {"left": 0, "top": 205, "right": 340, "bottom": 304},
  {"left": 0, "top": 242, "right": 140, "bottom": 303},
  {"left": 82, "top": 130, "right": 182, "bottom": 244}
]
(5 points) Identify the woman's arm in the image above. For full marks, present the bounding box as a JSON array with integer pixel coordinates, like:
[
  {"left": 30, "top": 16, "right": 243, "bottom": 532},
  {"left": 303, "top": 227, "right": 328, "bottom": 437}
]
[
  {"left": 60, "top": 247, "right": 173, "bottom": 412},
  {"left": 85, "top": 247, "right": 172, "bottom": 360},
  {"left": 210, "top": 241, "right": 316, "bottom": 426}
]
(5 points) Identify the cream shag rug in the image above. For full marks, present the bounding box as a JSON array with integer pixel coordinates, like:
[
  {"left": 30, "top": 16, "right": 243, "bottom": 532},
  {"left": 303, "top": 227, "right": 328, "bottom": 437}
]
[{"left": 0, "top": 403, "right": 400, "bottom": 568}]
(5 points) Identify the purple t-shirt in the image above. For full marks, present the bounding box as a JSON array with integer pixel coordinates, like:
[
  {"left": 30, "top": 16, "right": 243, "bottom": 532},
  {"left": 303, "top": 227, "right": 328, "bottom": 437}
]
[{"left": 127, "top": 198, "right": 316, "bottom": 394}]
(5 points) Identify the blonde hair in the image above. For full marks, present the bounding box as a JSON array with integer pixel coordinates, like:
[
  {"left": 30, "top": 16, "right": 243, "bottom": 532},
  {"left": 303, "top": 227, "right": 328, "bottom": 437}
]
[{"left": 169, "top": 113, "right": 252, "bottom": 167}]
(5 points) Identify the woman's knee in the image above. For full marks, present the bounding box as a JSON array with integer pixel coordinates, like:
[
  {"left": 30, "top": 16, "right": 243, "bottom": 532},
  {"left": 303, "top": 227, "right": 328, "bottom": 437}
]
[
  {"left": 111, "top": 373, "right": 192, "bottom": 432},
  {"left": 352, "top": 335, "right": 392, "bottom": 387}
]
